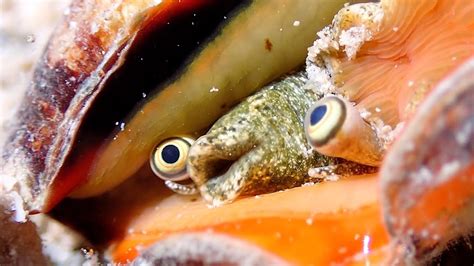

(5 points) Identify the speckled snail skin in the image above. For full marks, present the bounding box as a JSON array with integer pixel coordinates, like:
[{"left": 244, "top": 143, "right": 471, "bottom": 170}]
[{"left": 185, "top": 72, "right": 374, "bottom": 205}]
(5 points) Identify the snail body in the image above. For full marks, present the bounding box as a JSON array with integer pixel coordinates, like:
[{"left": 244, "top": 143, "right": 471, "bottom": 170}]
[
  {"left": 187, "top": 72, "right": 376, "bottom": 205},
  {"left": 188, "top": 72, "right": 330, "bottom": 204}
]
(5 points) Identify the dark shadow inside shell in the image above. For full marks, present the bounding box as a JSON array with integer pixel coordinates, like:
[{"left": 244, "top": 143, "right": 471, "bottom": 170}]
[{"left": 50, "top": 165, "right": 174, "bottom": 248}]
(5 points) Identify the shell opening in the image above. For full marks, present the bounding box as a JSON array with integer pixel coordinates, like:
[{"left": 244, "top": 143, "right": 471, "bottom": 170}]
[{"left": 64, "top": 1, "right": 247, "bottom": 199}]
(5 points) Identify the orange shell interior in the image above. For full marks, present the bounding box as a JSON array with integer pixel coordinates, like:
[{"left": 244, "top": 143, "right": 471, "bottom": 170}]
[
  {"left": 109, "top": 175, "right": 390, "bottom": 264},
  {"left": 337, "top": 0, "right": 474, "bottom": 126}
]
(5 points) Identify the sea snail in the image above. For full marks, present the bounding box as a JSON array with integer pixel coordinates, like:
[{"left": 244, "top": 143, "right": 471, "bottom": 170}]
[
  {"left": 151, "top": 74, "right": 380, "bottom": 202},
  {"left": 1, "top": 0, "right": 472, "bottom": 264},
  {"left": 67, "top": 0, "right": 474, "bottom": 263},
  {"left": 153, "top": 88, "right": 385, "bottom": 199}
]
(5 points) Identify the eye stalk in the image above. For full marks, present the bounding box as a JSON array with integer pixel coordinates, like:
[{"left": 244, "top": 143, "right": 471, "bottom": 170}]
[
  {"left": 150, "top": 137, "right": 198, "bottom": 195},
  {"left": 304, "top": 96, "right": 383, "bottom": 166},
  {"left": 305, "top": 96, "right": 346, "bottom": 147}
]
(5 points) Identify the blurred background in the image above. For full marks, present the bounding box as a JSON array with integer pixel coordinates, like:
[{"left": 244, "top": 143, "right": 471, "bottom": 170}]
[{"left": 0, "top": 0, "right": 69, "bottom": 146}]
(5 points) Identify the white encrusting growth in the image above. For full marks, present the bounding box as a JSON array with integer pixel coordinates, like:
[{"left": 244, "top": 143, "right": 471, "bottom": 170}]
[
  {"left": 438, "top": 161, "right": 462, "bottom": 183},
  {"left": 10, "top": 193, "right": 27, "bottom": 222},
  {"left": 305, "top": 3, "right": 384, "bottom": 96},
  {"left": 339, "top": 26, "right": 373, "bottom": 60},
  {"left": 360, "top": 108, "right": 404, "bottom": 151},
  {"left": 306, "top": 64, "right": 336, "bottom": 95},
  {"left": 455, "top": 120, "right": 473, "bottom": 145}
]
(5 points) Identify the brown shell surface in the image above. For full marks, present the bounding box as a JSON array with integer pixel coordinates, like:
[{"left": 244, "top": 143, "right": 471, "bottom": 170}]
[{"left": 0, "top": 0, "right": 210, "bottom": 211}]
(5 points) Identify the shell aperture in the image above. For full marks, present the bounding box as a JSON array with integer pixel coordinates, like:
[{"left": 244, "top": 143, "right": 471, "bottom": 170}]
[
  {"left": 150, "top": 137, "right": 194, "bottom": 181},
  {"left": 0, "top": 0, "right": 253, "bottom": 211},
  {"left": 305, "top": 96, "right": 346, "bottom": 147},
  {"left": 186, "top": 72, "right": 376, "bottom": 205},
  {"left": 70, "top": 0, "right": 355, "bottom": 199}
]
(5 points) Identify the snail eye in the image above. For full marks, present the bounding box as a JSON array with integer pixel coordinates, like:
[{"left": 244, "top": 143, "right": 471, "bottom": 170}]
[
  {"left": 305, "top": 96, "right": 347, "bottom": 147},
  {"left": 150, "top": 137, "right": 194, "bottom": 181}
]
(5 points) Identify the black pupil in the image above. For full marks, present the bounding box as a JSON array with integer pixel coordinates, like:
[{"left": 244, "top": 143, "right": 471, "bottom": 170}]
[
  {"left": 310, "top": 105, "right": 327, "bottom": 125},
  {"left": 162, "top": 144, "right": 180, "bottom": 164}
]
